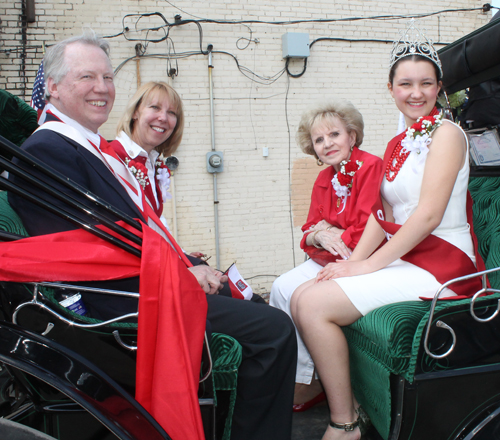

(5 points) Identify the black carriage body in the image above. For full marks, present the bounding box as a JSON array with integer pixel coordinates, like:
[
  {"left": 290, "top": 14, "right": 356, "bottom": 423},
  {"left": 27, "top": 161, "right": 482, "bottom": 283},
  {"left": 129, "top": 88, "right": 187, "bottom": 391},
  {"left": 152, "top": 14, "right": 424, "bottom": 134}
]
[
  {"left": 391, "top": 297, "right": 500, "bottom": 440},
  {"left": 0, "top": 321, "right": 170, "bottom": 440},
  {"left": 0, "top": 133, "right": 223, "bottom": 439}
]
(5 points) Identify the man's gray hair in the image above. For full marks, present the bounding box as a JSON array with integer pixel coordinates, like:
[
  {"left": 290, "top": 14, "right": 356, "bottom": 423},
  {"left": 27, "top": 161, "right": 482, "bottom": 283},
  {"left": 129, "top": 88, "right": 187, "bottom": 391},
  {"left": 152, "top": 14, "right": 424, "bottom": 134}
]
[{"left": 43, "top": 28, "right": 110, "bottom": 100}]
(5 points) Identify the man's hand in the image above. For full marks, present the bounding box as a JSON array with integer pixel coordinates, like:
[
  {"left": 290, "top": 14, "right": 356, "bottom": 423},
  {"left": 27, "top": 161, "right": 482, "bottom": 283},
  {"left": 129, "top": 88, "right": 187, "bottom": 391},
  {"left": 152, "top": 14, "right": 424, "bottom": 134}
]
[
  {"left": 189, "top": 251, "right": 206, "bottom": 258},
  {"left": 188, "top": 265, "right": 228, "bottom": 295}
]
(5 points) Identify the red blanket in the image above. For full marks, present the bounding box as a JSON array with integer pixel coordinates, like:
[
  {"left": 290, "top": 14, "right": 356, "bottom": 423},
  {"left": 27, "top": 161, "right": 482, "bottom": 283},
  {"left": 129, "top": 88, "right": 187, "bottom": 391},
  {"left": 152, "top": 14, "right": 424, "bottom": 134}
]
[{"left": 0, "top": 224, "right": 207, "bottom": 440}]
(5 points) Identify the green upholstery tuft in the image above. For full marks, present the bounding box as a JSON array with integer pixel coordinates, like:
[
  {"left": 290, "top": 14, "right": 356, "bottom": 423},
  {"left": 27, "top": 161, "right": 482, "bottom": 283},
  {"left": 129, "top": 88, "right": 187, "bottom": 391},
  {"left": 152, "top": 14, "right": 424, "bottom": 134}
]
[
  {"left": 344, "top": 301, "right": 432, "bottom": 376},
  {"left": 470, "top": 176, "right": 500, "bottom": 287},
  {"left": 210, "top": 332, "right": 242, "bottom": 440},
  {"left": 344, "top": 300, "right": 433, "bottom": 438},
  {"left": 0, "top": 191, "right": 28, "bottom": 237}
]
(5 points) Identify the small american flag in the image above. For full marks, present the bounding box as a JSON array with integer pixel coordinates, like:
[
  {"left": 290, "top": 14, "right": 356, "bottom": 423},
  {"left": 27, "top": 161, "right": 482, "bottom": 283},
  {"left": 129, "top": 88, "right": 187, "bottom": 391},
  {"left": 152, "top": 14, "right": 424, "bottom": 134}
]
[
  {"left": 31, "top": 62, "right": 47, "bottom": 123},
  {"left": 224, "top": 263, "right": 253, "bottom": 300}
]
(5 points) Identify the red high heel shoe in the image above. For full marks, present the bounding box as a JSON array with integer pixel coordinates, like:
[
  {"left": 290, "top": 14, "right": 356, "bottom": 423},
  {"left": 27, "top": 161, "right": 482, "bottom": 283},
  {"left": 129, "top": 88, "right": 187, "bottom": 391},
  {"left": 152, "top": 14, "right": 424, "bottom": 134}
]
[{"left": 292, "top": 391, "right": 327, "bottom": 412}]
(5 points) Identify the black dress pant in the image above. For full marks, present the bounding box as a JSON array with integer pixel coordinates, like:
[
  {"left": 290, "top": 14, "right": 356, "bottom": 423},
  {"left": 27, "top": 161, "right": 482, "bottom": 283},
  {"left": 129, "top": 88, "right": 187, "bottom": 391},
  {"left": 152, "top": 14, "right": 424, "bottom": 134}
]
[
  {"left": 77, "top": 279, "right": 297, "bottom": 440},
  {"left": 206, "top": 294, "right": 297, "bottom": 440}
]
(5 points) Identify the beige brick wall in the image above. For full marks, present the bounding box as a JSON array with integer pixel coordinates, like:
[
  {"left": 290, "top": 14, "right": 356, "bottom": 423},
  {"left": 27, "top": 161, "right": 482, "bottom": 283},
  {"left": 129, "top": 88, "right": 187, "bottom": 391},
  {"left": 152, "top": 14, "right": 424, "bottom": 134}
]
[{"left": 0, "top": 1, "right": 491, "bottom": 293}]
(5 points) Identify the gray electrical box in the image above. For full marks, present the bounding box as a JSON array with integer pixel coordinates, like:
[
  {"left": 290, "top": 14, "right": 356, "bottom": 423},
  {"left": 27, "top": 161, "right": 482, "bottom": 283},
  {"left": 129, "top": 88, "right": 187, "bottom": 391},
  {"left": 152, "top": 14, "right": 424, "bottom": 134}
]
[
  {"left": 207, "top": 151, "right": 224, "bottom": 173},
  {"left": 282, "top": 32, "right": 310, "bottom": 59}
]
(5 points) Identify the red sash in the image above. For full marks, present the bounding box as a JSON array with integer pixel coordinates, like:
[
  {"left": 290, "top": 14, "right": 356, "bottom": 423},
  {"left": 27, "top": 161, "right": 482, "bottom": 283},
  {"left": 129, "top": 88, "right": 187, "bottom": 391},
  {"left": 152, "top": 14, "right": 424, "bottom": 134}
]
[
  {"left": 0, "top": 223, "right": 207, "bottom": 440},
  {"left": 372, "top": 130, "right": 487, "bottom": 299}
]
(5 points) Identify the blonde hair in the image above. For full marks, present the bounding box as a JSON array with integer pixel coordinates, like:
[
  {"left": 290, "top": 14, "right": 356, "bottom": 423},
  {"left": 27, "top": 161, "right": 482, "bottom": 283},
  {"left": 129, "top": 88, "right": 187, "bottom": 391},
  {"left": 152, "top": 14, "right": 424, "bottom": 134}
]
[
  {"left": 116, "top": 81, "right": 184, "bottom": 156},
  {"left": 296, "top": 100, "right": 364, "bottom": 157}
]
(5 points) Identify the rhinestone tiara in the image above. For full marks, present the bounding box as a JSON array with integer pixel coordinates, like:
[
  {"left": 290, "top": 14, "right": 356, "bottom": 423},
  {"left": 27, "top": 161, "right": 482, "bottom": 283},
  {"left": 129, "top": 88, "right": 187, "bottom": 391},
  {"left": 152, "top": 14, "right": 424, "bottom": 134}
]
[{"left": 389, "top": 19, "right": 442, "bottom": 77}]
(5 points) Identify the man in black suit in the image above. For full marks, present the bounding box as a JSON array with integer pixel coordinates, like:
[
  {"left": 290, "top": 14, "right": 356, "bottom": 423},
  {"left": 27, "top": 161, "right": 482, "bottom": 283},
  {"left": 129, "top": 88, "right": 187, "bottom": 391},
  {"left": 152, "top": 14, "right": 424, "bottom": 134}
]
[{"left": 9, "top": 30, "right": 296, "bottom": 440}]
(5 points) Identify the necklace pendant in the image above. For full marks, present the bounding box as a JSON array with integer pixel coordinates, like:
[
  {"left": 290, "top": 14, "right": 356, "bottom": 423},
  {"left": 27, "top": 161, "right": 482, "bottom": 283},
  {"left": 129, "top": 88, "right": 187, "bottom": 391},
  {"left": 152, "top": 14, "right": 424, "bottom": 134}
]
[{"left": 337, "top": 198, "right": 341, "bottom": 208}]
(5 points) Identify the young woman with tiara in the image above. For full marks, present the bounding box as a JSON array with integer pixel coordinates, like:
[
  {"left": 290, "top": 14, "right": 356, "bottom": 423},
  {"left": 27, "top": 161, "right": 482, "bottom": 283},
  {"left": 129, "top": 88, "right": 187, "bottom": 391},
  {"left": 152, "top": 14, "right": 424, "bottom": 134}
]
[{"left": 290, "top": 19, "right": 486, "bottom": 440}]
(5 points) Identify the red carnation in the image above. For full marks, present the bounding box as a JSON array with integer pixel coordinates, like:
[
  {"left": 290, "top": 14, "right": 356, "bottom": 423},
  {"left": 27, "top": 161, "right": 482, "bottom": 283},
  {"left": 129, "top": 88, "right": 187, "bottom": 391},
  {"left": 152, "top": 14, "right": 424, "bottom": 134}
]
[
  {"left": 344, "top": 161, "right": 358, "bottom": 174},
  {"left": 337, "top": 172, "right": 352, "bottom": 187},
  {"left": 412, "top": 116, "right": 434, "bottom": 133},
  {"left": 411, "top": 121, "right": 424, "bottom": 132}
]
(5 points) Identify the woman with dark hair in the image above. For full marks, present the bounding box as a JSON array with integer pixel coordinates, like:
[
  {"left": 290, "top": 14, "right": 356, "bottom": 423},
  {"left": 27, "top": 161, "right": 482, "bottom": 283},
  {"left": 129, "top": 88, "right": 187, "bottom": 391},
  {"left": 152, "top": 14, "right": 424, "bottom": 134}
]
[
  {"left": 291, "top": 20, "right": 486, "bottom": 440},
  {"left": 270, "top": 100, "right": 382, "bottom": 410}
]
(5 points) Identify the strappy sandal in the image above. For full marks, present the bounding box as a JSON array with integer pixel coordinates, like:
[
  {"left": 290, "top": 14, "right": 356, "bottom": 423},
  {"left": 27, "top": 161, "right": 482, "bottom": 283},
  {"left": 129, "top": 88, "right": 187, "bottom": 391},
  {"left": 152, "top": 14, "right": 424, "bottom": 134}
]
[
  {"left": 355, "top": 405, "right": 371, "bottom": 435},
  {"left": 329, "top": 416, "right": 360, "bottom": 432}
]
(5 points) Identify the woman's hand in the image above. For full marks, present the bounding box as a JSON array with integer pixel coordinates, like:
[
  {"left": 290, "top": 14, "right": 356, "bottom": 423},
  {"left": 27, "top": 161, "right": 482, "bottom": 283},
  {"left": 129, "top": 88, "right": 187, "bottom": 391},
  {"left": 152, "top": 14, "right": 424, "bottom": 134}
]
[
  {"left": 307, "top": 220, "right": 332, "bottom": 232},
  {"left": 315, "top": 259, "right": 373, "bottom": 282},
  {"left": 313, "top": 229, "right": 351, "bottom": 260}
]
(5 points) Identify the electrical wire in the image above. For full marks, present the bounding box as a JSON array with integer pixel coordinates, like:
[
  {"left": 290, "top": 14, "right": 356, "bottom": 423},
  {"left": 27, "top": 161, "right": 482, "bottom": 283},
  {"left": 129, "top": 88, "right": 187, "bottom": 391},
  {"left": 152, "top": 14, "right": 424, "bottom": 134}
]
[
  {"left": 165, "top": 37, "right": 179, "bottom": 77},
  {"left": 161, "top": 0, "right": 208, "bottom": 20},
  {"left": 142, "top": 6, "right": 489, "bottom": 26},
  {"left": 235, "top": 24, "right": 258, "bottom": 50},
  {"left": 160, "top": 0, "right": 492, "bottom": 24},
  {"left": 285, "top": 57, "right": 307, "bottom": 79},
  {"left": 0, "top": 46, "right": 39, "bottom": 54},
  {"left": 284, "top": 36, "right": 448, "bottom": 79},
  {"left": 121, "top": 12, "right": 170, "bottom": 43},
  {"left": 245, "top": 274, "right": 279, "bottom": 280},
  {"left": 107, "top": 5, "right": 486, "bottom": 83}
]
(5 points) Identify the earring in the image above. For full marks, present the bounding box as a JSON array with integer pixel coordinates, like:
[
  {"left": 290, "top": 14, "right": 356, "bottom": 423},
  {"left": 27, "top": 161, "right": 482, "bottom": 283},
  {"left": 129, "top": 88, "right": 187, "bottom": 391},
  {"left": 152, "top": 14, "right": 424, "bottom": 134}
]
[
  {"left": 350, "top": 144, "right": 355, "bottom": 151},
  {"left": 317, "top": 158, "right": 323, "bottom": 166}
]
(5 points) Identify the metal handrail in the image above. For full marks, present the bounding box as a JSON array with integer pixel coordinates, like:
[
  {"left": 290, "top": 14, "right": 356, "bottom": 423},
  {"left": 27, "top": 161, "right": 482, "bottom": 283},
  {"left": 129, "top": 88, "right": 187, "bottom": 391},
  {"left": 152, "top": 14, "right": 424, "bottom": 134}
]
[
  {"left": 12, "top": 282, "right": 213, "bottom": 381},
  {"left": 12, "top": 283, "right": 139, "bottom": 330},
  {"left": 423, "top": 266, "right": 500, "bottom": 359}
]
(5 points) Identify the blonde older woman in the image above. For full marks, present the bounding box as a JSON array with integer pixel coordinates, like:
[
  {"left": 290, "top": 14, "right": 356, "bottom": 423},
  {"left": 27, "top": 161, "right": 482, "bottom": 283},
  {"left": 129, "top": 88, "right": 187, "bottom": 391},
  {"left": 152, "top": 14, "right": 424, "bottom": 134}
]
[{"left": 270, "top": 100, "right": 383, "bottom": 411}]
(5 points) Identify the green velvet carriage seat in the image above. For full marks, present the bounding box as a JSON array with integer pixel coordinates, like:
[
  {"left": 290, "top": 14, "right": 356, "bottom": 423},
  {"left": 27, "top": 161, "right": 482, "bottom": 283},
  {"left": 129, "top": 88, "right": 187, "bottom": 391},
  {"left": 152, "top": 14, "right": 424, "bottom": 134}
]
[
  {"left": 343, "top": 176, "right": 500, "bottom": 439},
  {"left": 0, "top": 191, "right": 28, "bottom": 237}
]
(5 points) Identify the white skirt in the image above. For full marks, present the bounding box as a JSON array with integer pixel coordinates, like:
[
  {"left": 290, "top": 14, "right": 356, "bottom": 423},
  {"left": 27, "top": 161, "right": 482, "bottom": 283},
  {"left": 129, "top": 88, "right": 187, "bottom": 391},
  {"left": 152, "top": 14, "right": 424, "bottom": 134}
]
[
  {"left": 335, "top": 259, "right": 455, "bottom": 316},
  {"left": 269, "top": 259, "right": 323, "bottom": 384}
]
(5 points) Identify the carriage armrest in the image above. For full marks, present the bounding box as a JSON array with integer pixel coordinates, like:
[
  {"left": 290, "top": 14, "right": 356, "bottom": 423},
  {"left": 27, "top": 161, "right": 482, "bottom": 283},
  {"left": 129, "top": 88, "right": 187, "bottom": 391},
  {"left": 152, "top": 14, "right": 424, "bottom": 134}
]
[
  {"left": 424, "top": 266, "right": 500, "bottom": 359},
  {"left": 14, "top": 281, "right": 139, "bottom": 329}
]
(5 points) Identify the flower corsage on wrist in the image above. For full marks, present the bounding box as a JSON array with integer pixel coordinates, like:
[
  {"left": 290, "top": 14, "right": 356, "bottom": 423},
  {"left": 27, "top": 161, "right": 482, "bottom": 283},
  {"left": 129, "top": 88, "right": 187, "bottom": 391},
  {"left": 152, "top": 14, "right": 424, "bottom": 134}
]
[{"left": 331, "top": 159, "right": 363, "bottom": 213}]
